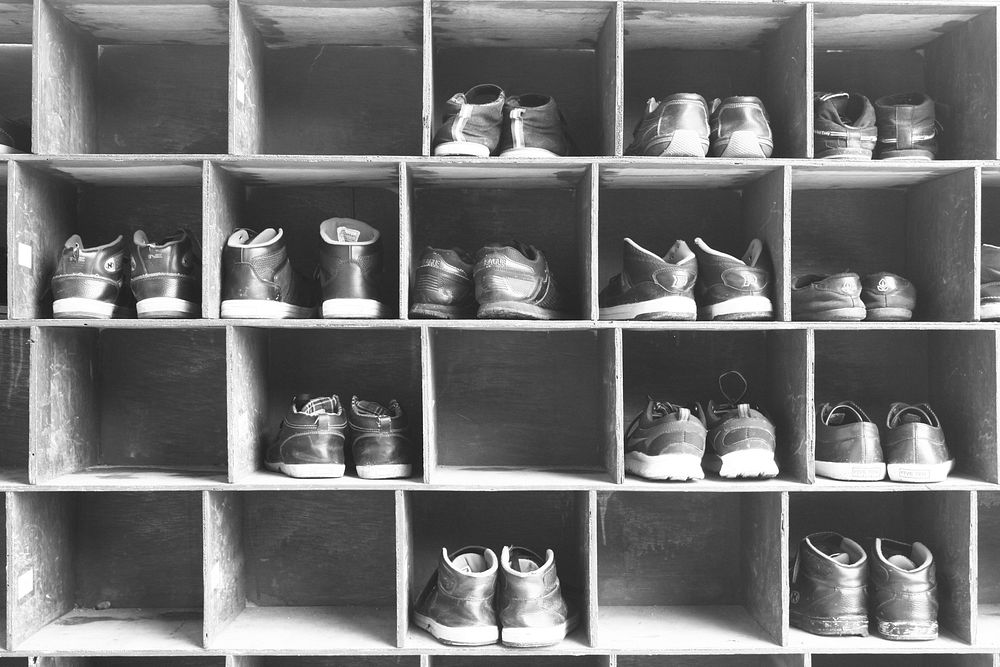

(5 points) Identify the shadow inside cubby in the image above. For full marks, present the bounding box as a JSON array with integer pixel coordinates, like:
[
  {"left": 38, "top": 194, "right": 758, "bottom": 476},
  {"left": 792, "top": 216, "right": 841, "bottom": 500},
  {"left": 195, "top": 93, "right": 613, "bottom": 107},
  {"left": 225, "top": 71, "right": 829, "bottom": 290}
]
[
  {"left": 10, "top": 492, "right": 203, "bottom": 652},
  {"left": 812, "top": 657, "right": 991, "bottom": 667},
  {"left": 0, "top": 328, "right": 29, "bottom": 485},
  {"left": 432, "top": 659, "right": 608, "bottom": 667},
  {"left": 977, "top": 492, "right": 1000, "bottom": 647},
  {"left": 0, "top": 45, "right": 31, "bottom": 152},
  {"left": 618, "top": 657, "right": 803, "bottom": 667},
  {"left": 244, "top": 659, "right": 418, "bottom": 667},
  {"left": 32, "top": 659, "right": 226, "bottom": 667}
]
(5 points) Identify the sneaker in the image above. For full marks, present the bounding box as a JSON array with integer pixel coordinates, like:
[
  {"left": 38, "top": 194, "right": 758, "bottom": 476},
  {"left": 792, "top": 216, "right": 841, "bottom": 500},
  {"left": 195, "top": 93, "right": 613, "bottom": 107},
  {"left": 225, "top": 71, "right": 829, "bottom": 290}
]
[
  {"left": 413, "top": 546, "right": 500, "bottom": 646},
  {"left": 498, "top": 94, "right": 571, "bottom": 157},
  {"left": 598, "top": 239, "right": 697, "bottom": 321},
  {"left": 498, "top": 546, "right": 577, "bottom": 647},
  {"left": 220, "top": 228, "right": 316, "bottom": 319},
  {"left": 791, "top": 273, "right": 865, "bottom": 321},
  {"left": 884, "top": 402, "right": 953, "bottom": 483},
  {"left": 815, "top": 401, "right": 885, "bottom": 481},
  {"left": 693, "top": 237, "right": 773, "bottom": 320},
  {"left": 474, "top": 242, "right": 570, "bottom": 320},
  {"left": 709, "top": 96, "right": 773, "bottom": 158},
  {"left": 862, "top": 272, "right": 916, "bottom": 321},
  {"left": 790, "top": 532, "right": 869, "bottom": 636},
  {"left": 703, "top": 371, "right": 779, "bottom": 478},
  {"left": 813, "top": 92, "right": 877, "bottom": 159},
  {"left": 433, "top": 84, "right": 506, "bottom": 157},
  {"left": 318, "top": 218, "right": 385, "bottom": 319},
  {"left": 410, "top": 247, "right": 476, "bottom": 319},
  {"left": 52, "top": 234, "right": 131, "bottom": 318},
  {"left": 874, "top": 93, "right": 938, "bottom": 160},
  {"left": 981, "top": 243, "right": 1000, "bottom": 320},
  {"left": 626, "top": 94, "right": 710, "bottom": 157},
  {"left": 264, "top": 394, "right": 347, "bottom": 478},
  {"left": 130, "top": 229, "right": 200, "bottom": 318},
  {"left": 869, "top": 538, "right": 938, "bottom": 641},
  {"left": 625, "top": 399, "right": 706, "bottom": 481},
  {"left": 348, "top": 396, "right": 412, "bottom": 479}
]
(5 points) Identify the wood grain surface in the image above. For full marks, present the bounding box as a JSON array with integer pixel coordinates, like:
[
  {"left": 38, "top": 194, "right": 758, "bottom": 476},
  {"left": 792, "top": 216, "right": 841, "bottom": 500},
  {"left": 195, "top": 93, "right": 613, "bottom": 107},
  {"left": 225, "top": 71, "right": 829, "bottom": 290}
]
[
  {"left": 242, "top": 0, "right": 422, "bottom": 49},
  {"left": 230, "top": 1, "right": 265, "bottom": 154},
  {"left": 203, "top": 490, "right": 245, "bottom": 645},
  {"left": 979, "top": 491, "right": 1000, "bottom": 603},
  {"left": 812, "top": 656, "right": 991, "bottom": 667},
  {"left": 0, "top": 328, "right": 29, "bottom": 473},
  {"left": 619, "top": 655, "right": 802, "bottom": 667}
]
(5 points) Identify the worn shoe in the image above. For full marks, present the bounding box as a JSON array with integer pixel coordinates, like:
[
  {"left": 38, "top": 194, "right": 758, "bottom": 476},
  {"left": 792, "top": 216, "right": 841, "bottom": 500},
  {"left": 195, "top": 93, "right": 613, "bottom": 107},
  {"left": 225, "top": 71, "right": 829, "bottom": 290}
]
[
  {"left": 599, "top": 239, "right": 697, "bottom": 321},
  {"left": 790, "top": 532, "right": 869, "bottom": 636},
  {"left": 626, "top": 94, "right": 710, "bottom": 157},
  {"left": 815, "top": 401, "right": 885, "bottom": 481},
  {"left": 869, "top": 538, "right": 938, "bottom": 640},
  {"left": 265, "top": 395, "right": 347, "bottom": 478},
  {"left": 130, "top": 229, "right": 200, "bottom": 318},
  {"left": 348, "top": 396, "right": 412, "bottom": 479},
  {"left": 709, "top": 96, "right": 773, "bottom": 158},
  {"left": 704, "top": 371, "right": 778, "bottom": 478},
  {"left": 474, "top": 242, "right": 570, "bottom": 320},
  {"left": 413, "top": 546, "right": 499, "bottom": 646},
  {"left": 884, "top": 402, "right": 953, "bottom": 483},
  {"left": 813, "top": 92, "right": 877, "bottom": 160},
  {"left": 433, "top": 84, "right": 506, "bottom": 157},
  {"left": 220, "top": 228, "right": 316, "bottom": 319},
  {"left": 499, "top": 94, "right": 571, "bottom": 157},
  {"left": 52, "top": 234, "right": 130, "bottom": 318},
  {"left": 498, "top": 546, "right": 577, "bottom": 647},
  {"left": 693, "top": 238, "right": 773, "bottom": 320},
  {"left": 981, "top": 243, "right": 1000, "bottom": 320},
  {"left": 874, "top": 93, "right": 938, "bottom": 160},
  {"left": 862, "top": 272, "right": 916, "bottom": 321},
  {"left": 319, "top": 218, "right": 384, "bottom": 319},
  {"left": 410, "top": 247, "right": 476, "bottom": 319},
  {"left": 625, "top": 399, "right": 706, "bottom": 481},
  {"left": 791, "top": 273, "right": 865, "bottom": 321}
]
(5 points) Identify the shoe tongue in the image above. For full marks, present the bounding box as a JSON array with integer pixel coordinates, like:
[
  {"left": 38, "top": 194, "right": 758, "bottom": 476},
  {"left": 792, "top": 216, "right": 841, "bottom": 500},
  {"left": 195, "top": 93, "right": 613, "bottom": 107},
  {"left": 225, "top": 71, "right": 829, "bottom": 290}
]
[
  {"left": 888, "top": 554, "right": 918, "bottom": 570},
  {"left": 508, "top": 547, "right": 544, "bottom": 572},
  {"left": 889, "top": 404, "right": 934, "bottom": 427},
  {"left": 299, "top": 395, "right": 338, "bottom": 415},
  {"left": 452, "top": 553, "right": 488, "bottom": 574},
  {"left": 829, "top": 552, "right": 851, "bottom": 565},
  {"left": 248, "top": 228, "right": 279, "bottom": 246},
  {"left": 64, "top": 234, "right": 83, "bottom": 250},
  {"left": 356, "top": 399, "right": 393, "bottom": 417},
  {"left": 664, "top": 240, "right": 694, "bottom": 265}
]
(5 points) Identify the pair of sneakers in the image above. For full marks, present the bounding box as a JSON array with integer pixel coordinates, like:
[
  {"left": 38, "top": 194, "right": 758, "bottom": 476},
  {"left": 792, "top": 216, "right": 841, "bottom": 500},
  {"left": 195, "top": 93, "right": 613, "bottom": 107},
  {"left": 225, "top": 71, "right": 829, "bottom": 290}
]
[
  {"left": 792, "top": 272, "right": 916, "bottom": 321},
  {"left": 814, "top": 91, "right": 939, "bottom": 160},
  {"left": 599, "top": 237, "right": 773, "bottom": 321},
  {"left": 432, "top": 84, "right": 571, "bottom": 158}
]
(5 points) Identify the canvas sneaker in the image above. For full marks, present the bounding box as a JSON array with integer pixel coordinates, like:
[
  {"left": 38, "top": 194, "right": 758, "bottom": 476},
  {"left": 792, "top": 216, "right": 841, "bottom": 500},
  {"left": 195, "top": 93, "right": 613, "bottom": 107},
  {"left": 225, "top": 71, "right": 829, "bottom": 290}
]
[
  {"left": 790, "top": 532, "right": 869, "bottom": 636},
  {"left": 693, "top": 237, "right": 773, "bottom": 320},
  {"left": 433, "top": 84, "right": 506, "bottom": 157},
  {"left": 319, "top": 217, "right": 384, "bottom": 319},
  {"left": 709, "top": 96, "right": 773, "bottom": 158},
  {"left": 874, "top": 93, "right": 938, "bottom": 160},
  {"left": 413, "top": 546, "right": 500, "bottom": 646},
  {"left": 474, "top": 241, "right": 570, "bottom": 320},
  {"left": 265, "top": 394, "right": 347, "bottom": 478},
  {"left": 869, "top": 538, "right": 938, "bottom": 641},
  {"left": 498, "top": 94, "right": 571, "bottom": 157},
  {"left": 815, "top": 401, "right": 885, "bottom": 481},
  {"left": 625, "top": 399, "right": 706, "bottom": 481},
  {"left": 221, "top": 228, "right": 316, "bottom": 319},
  {"left": 862, "top": 272, "right": 916, "bottom": 321},
  {"left": 349, "top": 396, "right": 412, "bottom": 479},
  {"left": 626, "top": 94, "right": 710, "bottom": 157},
  {"left": 704, "top": 371, "right": 779, "bottom": 479},
  {"left": 884, "top": 402, "right": 953, "bottom": 483},
  {"left": 981, "top": 243, "right": 1000, "bottom": 320},
  {"left": 410, "top": 247, "right": 476, "bottom": 319},
  {"left": 791, "top": 272, "right": 865, "bottom": 321},
  {"left": 130, "top": 229, "right": 200, "bottom": 318},
  {"left": 52, "top": 234, "right": 131, "bottom": 318},
  {"left": 498, "top": 546, "right": 578, "bottom": 647},
  {"left": 599, "top": 239, "right": 697, "bottom": 321},
  {"left": 813, "top": 92, "right": 877, "bottom": 159}
]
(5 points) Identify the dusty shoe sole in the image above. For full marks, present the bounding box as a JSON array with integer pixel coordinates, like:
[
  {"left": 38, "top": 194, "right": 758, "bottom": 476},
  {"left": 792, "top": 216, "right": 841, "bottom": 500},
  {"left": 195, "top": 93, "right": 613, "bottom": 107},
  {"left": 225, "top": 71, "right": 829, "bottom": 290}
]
[
  {"left": 626, "top": 451, "right": 704, "bottom": 481},
  {"left": 887, "top": 459, "right": 954, "bottom": 483},
  {"left": 650, "top": 130, "right": 710, "bottom": 158},
  {"left": 53, "top": 297, "right": 117, "bottom": 319},
  {"left": 876, "top": 619, "right": 938, "bottom": 641},
  {"left": 478, "top": 301, "right": 566, "bottom": 320},
  {"left": 264, "top": 461, "right": 346, "bottom": 479},
  {"left": 410, "top": 302, "right": 475, "bottom": 319},
  {"left": 323, "top": 298, "right": 385, "bottom": 319},
  {"left": 706, "top": 448, "right": 779, "bottom": 479},
  {"left": 796, "top": 307, "right": 866, "bottom": 321},
  {"left": 717, "top": 130, "right": 772, "bottom": 158},
  {"left": 434, "top": 141, "right": 491, "bottom": 157},
  {"left": 866, "top": 307, "right": 912, "bottom": 322},
  {"left": 982, "top": 301, "right": 1000, "bottom": 320},
  {"left": 791, "top": 611, "right": 868, "bottom": 636},
  {"left": 815, "top": 460, "right": 886, "bottom": 482},
  {"left": 221, "top": 299, "right": 315, "bottom": 319},
  {"left": 412, "top": 612, "right": 498, "bottom": 646},
  {"left": 137, "top": 296, "right": 199, "bottom": 318},
  {"left": 701, "top": 296, "right": 773, "bottom": 321},
  {"left": 599, "top": 295, "right": 697, "bottom": 321},
  {"left": 356, "top": 463, "right": 412, "bottom": 480}
]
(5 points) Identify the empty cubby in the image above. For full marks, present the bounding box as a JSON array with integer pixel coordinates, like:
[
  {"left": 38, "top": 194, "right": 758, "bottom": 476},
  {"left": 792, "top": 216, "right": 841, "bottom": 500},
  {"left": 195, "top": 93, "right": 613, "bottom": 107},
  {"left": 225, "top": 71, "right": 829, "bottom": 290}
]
[
  {"left": 812, "top": 4, "right": 997, "bottom": 160},
  {"left": 597, "top": 491, "right": 785, "bottom": 651},
  {"left": 622, "top": 2, "right": 808, "bottom": 158},
  {"left": 9, "top": 491, "right": 203, "bottom": 652},
  {"left": 0, "top": 44, "right": 32, "bottom": 151},
  {"left": 811, "top": 656, "right": 992, "bottom": 667},
  {"left": 978, "top": 491, "right": 1000, "bottom": 645},
  {"left": 431, "top": 659, "right": 608, "bottom": 667},
  {"left": 617, "top": 657, "right": 803, "bottom": 667},
  {"left": 791, "top": 166, "right": 978, "bottom": 321},
  {"left": 0, "top": 327, "right": 29, "bottom": 484},
  {"left": 231, "top": 0, "right": 423, "bottom": 155},
  {"left": 205, "top": 490, "right": 398, "bottom": 651}
]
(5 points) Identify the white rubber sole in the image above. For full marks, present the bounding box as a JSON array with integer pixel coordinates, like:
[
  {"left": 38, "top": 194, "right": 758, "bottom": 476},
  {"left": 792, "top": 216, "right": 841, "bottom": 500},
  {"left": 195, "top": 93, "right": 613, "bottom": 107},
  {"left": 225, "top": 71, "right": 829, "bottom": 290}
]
[
  {"left": 815, "top": 460, "right": 886, "bottom": 481},
  {"left": 887, "top": 459, "right": 954, "bottom": 483},
  {"left": 478, "top": 301, "right": 566, "bottom": 320},
  {"left": 501, "top": 621, "right": 570, "bottom": 648},
  {"left": 708, "top": 449, "right": 779, "bottom": 479},
  {"left": 137, "top": 296, "right": 199, "bottom": 318},
  {"left": 434, "top": 141, "right": 491, "bottom": 157},
  {"left": 53, "top": 297, "right": 115, "bottom": 319},
  {"left": 499, "top": 147, "right": 559, "bottom": 158},
  {"left": 599, "top": 295, "right": 697, "bottom": 321},
  {"left": 866, "top": 307, "right": 912, "bottom": 322},
  {"left": 656, "top": 130, "right": 710, "bottom": 158},
  {"left": 626, "top": 451, "right": 704, "bottom": 481},
  {"left": 718, "top": 131, "right": 771, "bottom": 158},
  {"left": 322, "top": 298, "right": 386, "bottom": 319},
  {"left": 221, "top": 299, "right": 315, "bottom": 319},
  {"left": 356, "top": 463, "right": 412, "bottom": 480},
  {"left": 797, "top": 306, "right": 866, "bottom": 322},
  {"left": 701, "top": 295, "right": 773, "bottom": 321},
  {"left": 265, "top": 460, "right": 346, "bottom": 479},
  {"left": 982, "top": 302, "right": 1000, "bottom": 320},
  {"left": 413, "top": 612, "right": 498, "bottom": 646}
]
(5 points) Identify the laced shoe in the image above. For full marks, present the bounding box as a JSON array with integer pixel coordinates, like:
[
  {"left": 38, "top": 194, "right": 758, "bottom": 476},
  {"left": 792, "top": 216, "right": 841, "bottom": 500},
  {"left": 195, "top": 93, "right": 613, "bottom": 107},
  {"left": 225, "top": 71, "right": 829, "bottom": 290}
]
[
  {"left": 348, "top": 396, "right": 412, "bottom": 479},
  {"left": 599, "top": 238, "right": 697, "bottom": 321},
  {"left": 410, "top": 247, "right": 476, "bottom": 319},
  {"left": 693, "top": 237, "right": 773, "bottom": 320},
  {"left": 498, "top": 546, "right": 578, "bottom": 647},
  {"left": 981, "top": 243, "right": 1000, "bottom": 320},
  {"left": 815, "top": 401, "right": 885, "bottom": 481},
  {"left": 318, "top": 218, "right": 384, "bottom": 319},
  {"left": 874, "top": 93, "right": 939, "bottom": 160},
  {"left": 498, "top": 94, "right": 571, "bottom": 157},
  {"left": 433, "top": 84, "right": 506, "bottom": 157},
  {"left": 474, "top": 241, "right": 570, "bottom": 320},
  {"left": 862, "top": 272, "right": 916, "bottom": 321},
  {"left": 625, "top": 398, "right": 706, "bottom": 481},
  {"left": 220, "top": 228, "right": 316, "bottom": 319},
  {"left": 884, "top": 402, "right": 953, "bottom": 483},
  {"left": 413, "top": 546, "right": 500, "bottom": 646},
  {"left": 626, "top": 94, "right": 710, "bottom": 157},
  {"left": 869, "top": 538, "right": 938, "bottom": 640},
  {"left": 130, "top": 229, "right": 200, "bottom": 318},
  {"left": 790, "top": 532, "right": 869, "bottom": 636},
  {"left": 265, "top": 394, "right": 347, "bottom": 478},
  {"left": 703, "top": 371, "right": 778, "bottom": 479},
  {"left": 791, "top": 272, "right": 865, "bottom": 321},
  {"left": 813, "top": 92, "right": 877, "bottom": 159},
  {"left": 709, "top": 96, "right": 773, "bottom": 158},
  {"left": 52, "top": 234, "right": 131, "bottom": 318}
]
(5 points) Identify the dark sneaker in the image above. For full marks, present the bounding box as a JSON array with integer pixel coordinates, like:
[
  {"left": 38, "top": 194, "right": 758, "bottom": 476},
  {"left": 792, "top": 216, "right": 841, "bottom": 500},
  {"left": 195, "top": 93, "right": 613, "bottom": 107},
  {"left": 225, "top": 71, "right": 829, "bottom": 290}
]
[
  {"left": 704, "top": 371, "right": 778, "bottom": 479},
  {"left": 349, "top": 396, "right": 412, "bottom": 479},
  {"left": 474, "top": 242, "right": 570, "bottom": 320},
  {"left": 52, "top": 234, "right": 130, "bottom": 318},
  {"left": 599, "top": 238, "right": 697, "bottom": 321},
  {"left": 884, "top": 402, "right": 953, "bottom": 483},
  {"left": 626, "top": 94, "right": 710, "bottom": 157},
  {"left": 498, "top": 94, "right": 570, "bottom": 157},
  {"left": 265, "top": 394, "right": 347, "bottom": 478},
  {"left": 625, "top": 399, "right": 706, "bottom": 481},
  {"left": 791, "top": 273, "right": 865, "bottom": 321},
  {"left": 869, "top": 538, "right": 938, "bottom": 641},
  {"left": 709, "top": 96, "right": 773, "bottom": 158},
  {"left": 790, "top": 532, "right": 869, "bottom": 636},
  {"left": 693, "top": 237, "right": 773, "bottom": 320},
  {"left": 433, "top": 84, "right": 505, "bottom": 157},
  {"left": 130, "top": 229, "right": 200, "bottom": 318},
  {"left": 319, "top": 218, "right": 384, "bottom": 319},
  {"left": 813, "top": 92, "right": 877, "bottom": 159},
  {"left": 862, "top": 272, "right": 916, "bottom": 321},
  {"left": 413, "top": 546, "right": 499, "bottom": 646},
  {"left": 410, "top": 247, "right": 476, "bottom": 319},
  {"left": 221, "top": 228, "right": 316, "bottom": 319},
  {"left": 498, "top": 546, "right": 577, "bottom": 647},
  {"left": 982, "top": 243, "right": 1000, "bottom": 320},
  {"left": 815, "top": 401, "right": 885, "bottom": 481},
  {"left": 874, "top": 93, "right": 938, "bottom": 160},
  {"left": 0, "top": 115, "right": 29, "bottom": 153}
]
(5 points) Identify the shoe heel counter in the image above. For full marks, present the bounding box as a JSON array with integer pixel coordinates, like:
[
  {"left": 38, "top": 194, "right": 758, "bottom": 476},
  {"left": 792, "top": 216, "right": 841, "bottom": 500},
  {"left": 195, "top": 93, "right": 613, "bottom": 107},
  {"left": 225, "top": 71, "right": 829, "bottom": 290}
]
[
  {"left": 223, "top": 262, "right": 280, "bottom": 301},
  {"left": 132, "top": 274, "right": 199, "bottom": 303},
  {"left": 353, "top": 432, "right": 412, "bottom": 467},
  {"left": 280, "top": 431, "right": 347, "bottom": 465},
  {"left": 52, "top": 274, "right": 120, "bottom": 303}
]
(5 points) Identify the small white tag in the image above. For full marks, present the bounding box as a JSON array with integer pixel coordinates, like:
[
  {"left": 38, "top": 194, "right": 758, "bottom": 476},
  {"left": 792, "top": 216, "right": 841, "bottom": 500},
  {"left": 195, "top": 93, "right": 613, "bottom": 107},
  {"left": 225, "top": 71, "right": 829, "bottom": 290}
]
[
  {"left": 17, "top": 243, "right": 31, "bottom": 269},
  {"left": 236, "top": 78, "right": 247, "bottom": 105},
  {"left": 17, "top": 568, "right": 32, "bottom": 600},
  {"left": 337, "top": 227, "right": 361, "bottom": 243}
]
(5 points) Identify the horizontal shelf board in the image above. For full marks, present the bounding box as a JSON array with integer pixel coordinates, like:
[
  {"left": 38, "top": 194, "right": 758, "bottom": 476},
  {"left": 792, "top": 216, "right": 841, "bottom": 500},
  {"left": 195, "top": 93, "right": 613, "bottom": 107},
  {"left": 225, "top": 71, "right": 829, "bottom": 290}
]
[
  {"left": 217, "top": 160, "right": 401, "bottom": 187},
  {"left": 211, "top": 605, "right": 395, "bottom": 651},
  {"left": 623, "top": 1, "right": 802, "bottom": 50},
  {"left": 600, "top": 161, "right": 780, "bottom": 188},
  {"left": 16, "top": 157, "right": 205, "bottom": 186},
  {"left": 46, "top": 0, "right": 229, "bottom": 45},
  {"left": 788, "top": 626, "right": 969, "bottom": 652},
  {"left": 430, "top": 0, "right": 613, "bottom": 49},
  {"left": 598, "top": 605, "right": 777, "bottom": 651},
  {"left": 242, "top": 0, "right": 423, "bottom": 48},
  {"left": 792, "top": 162, "right": 975, "bottom": 190},
  {"left": 621, "top": 475, "right": 803, "bottom": 492},
  {"left": 812, "top": 4, "right": 990, "bottom": 50},
  {"left": 430, "top": 467, "right": 613, "bottom": 489},
  {"left": 405, "top": 625, "right": 592, "bottom": 653},
  {"left": 34, "top": 466, "right": 228, "bottom": 490},
  {"left": 809, "top": 473, "right": 994, "bottom": 492},
  {"left": 17, "top": 607, "right": 203, "bottom": 653},
  {"left": 233, "top": 470, "right": 426, "bottom": 490},
  {"left": 408, "top": 160, "right": 590, "bottom": 189}
]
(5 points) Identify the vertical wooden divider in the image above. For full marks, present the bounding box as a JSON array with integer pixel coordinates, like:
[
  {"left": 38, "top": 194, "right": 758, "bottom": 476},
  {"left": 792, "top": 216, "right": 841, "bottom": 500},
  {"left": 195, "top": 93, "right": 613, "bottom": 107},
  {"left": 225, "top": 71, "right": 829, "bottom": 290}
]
[
  {"left": 228, "top": 656, "right": 261, "bottom": 667},
  {"left": 421, "top": 0, "right": 434, "bottom": 156},
  {"left": 204, "top": 161, "right": 244, "bottom": 319},
  {"left": 762, "top": 3, "right": 812, "bottom": 158},
  {"left": 585, "top": 489, "right": 598, "bottom": 647},
  {"left": 580, "top": 163, "right": 599, "bottom": 320},
  {"left": 976, "top": 166, "right": 984, "bottom": 321},
  {"left": 203, "top": 490, "right": 246, "bottom": 648},
  {"left": 399, "top": 162, "right": 413, "bottom": 319},
  {"left": 744, "top": 166, "right": 790, "bottom": 321},
  {"left": 743, "top": 491, "right": 788, "bottom": 647},
  {"left": 229, "top": 0, "right": 264, "bottom": 154},
  {"left": 227, "top": 325, "right": 267, "bottom": 483},
  {"left": 769, "top": 329, "right": 813, "bottom": 484},
  {"left": 603, "top": 327, "right": 623, "bottom": 484},
  {"left": 421, "top": 325, "right": 436, "bottom": 485},
  {"left": 420, "top": 655, "right": 433, "bottom": 667},
  {"left": 395, "top": 489, "right": 413, "bottom": 648},
  {"left": 597, "top": 1, "right": 622, "bottom": 157}
]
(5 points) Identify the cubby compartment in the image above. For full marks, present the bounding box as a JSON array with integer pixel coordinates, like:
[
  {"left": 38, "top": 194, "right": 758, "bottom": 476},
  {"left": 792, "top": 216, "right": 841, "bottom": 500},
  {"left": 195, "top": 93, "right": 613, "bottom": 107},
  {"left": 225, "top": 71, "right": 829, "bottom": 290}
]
[
  {"left": 980, "top": 167, "right": 1000, "bottom": 322},
  {"left": 0, "top": 44, "right": 32, "bottom": 151},
  {"left": 617, "top": 658, "right": 803, "bottom": 667},
  {"left": 205, "top": 490, "right": 398, "bottom": 651},
  {"left": 597, "top": 491, "right": 785, "bottom": 650},
  {"left": 0, "top": 327, "right": 29, "bottom": 485},
  {"left": 33, "top": 659, "right": 226, "bottom": 667},
  {"left": 427, "top": 328, "right": 615, "bottom": 487},
  {"left": 231, "top": 0, "right": 423, "bottom": 155},
  {"left": 34, "top": 0, "right": 229, "bottom": 154},
  {"left": 622, "top": 2, "right": 808, "bottom": 158},
  {"left": 811, "top": 657, "right": 992, "bottom": 667},
  {"left": 977, "top": 491, "right": 1000, "bottom": 646},
  {"left": 431, "top": 1, "right": 618, "bottom": 156},
  {"left": 9, "top": 491, "right": 203, "bottom": 651},
  {"left": 814, "top": 329, "right": 998, "bottom": 486},
  {"left": 791, "top": 166, "right": 978, "bottom": 321},
  {"left": 790, "top": 491, "right": 974, "bottom": 649},
  {"left": 30, "top": 327, "right": 227, "bottom": 486},
  {"left": 812, "top": 4, "right": 997, "bottom": 160},
  {"left": 404, "top": 491, "right": 590, "bottom": 650},
  {"left": 227, "top": 326, "right": 423, "bottom": 485},
  {"left": 231, "top": 659, "right": 419, "bottom": 667},
  {"left": 430, "top": 658, "right": 608, "bottom": 667}
]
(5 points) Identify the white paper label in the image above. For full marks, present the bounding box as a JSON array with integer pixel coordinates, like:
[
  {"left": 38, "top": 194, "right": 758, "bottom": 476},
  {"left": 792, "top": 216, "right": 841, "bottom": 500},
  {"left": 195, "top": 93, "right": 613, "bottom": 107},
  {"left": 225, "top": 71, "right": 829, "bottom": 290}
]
[
  {"left": 17, "top": 568, "right": 32, "bottom": 600},
  {"left": 337, "top": 227, "right": 361, "bottom": 243},
  {"left": 17, "top": 243, "right": 31, "bottom": 269}
]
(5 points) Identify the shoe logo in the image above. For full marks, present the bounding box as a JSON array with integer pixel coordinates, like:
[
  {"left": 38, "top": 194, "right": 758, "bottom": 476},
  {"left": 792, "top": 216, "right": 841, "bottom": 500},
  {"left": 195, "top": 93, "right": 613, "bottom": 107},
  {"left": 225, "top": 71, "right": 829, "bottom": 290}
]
[
  {"left": 420, "top": 258, "right": 445, "bottom": 270},
  {"left": 671, "top": 274, "right": 688, "bottom": 289},
  {"left": 480, "top": 257, "right": 506, "bottom": 269},
  {"left": 790, "top": 590, "right": 800, "bottom": 605},
  {"left": 841, "top": 279, "right": 855, "bottom": 294},
  {"left": 877, "top": 277, "right": 894, "bottom": 292},
  {"left": 742, "top": 275, "right": 759, "bottom": 288},
  {"left": 104, "top": 254, "right": 122, "bottom": 273}
]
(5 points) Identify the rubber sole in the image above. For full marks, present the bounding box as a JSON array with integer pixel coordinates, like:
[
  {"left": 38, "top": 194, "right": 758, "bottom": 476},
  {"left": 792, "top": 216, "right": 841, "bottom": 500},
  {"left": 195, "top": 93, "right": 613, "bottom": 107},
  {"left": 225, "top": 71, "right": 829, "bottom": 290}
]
[
  {"left": 814, "top": 150, "right": 874, "bottom": 160},
  {"left": 706, "top": 448, "right": 779, "bottom": 479},
  {"left": 982, "top": 301, "right": 1000, "bottom": 321},
  {"left": 499, "top": 147, "right": 560, "bottom": 158},
  {"left": 137, "top": 296, "right": 199, "bottom": 319},
  {"left": 887, "top": 459, "right": 954, "bottom": 483},
  {"left": 53, "top": 297, "right": 117, "bottom": 319},
  {"left": 356, "top": 463, "right": 412, "bottom": 480},
  {"left": 409, "top": 302, "right": 475, "bottom": 319},
  {"left": 221, "top": 299, "right": 315, "bottom": 319},
  {"left": 264, "top": 460, "right": 346, "bottom": 479},
  {"left": 501, "top": 619, "right": 573, "bottom": 648},
  {"left": 478, "top": 301, "right": 566, "bottom": 320},
  {"left": 322, "top": 298, "right": 386, "bottom": 319},
  {"left": 701, "top": 295, "right": 773, "bottom": 321},
  {"left": 434, "top": 141, "right": 491, "bottom": 157},
  {"left": 875, "top": 619, "right": 938, "bottom": 641},
  {"left": 717, "top": 131, "right": 772, "bottom": 158},
  {"left": 412, "top": 612, "right": 499, "bottom": 646},
  {"left": 626, "top": 451, "right": 704, "bottom": 481},
  {"left": 815, "top": 460, "right": 886, "bottom": 482},
  {"left": 791, "top": 611, "right": 868, "bottom": 637},
  {"left": 795, "top": 306, "right": 866, "bottom": 322},
  {"left": 866, "top": 307, "right": 913, "bottom": 322},
  {"left": 599, "top": 295, "right": 697, "bottom": 321},
  {"left": 649, "top": 130, "right": 710, "bottom": 158}
]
